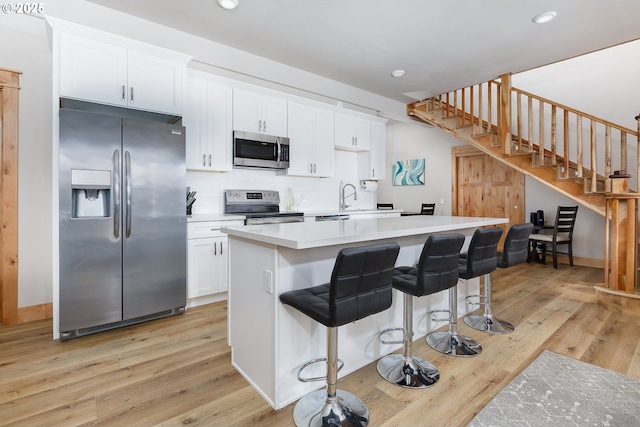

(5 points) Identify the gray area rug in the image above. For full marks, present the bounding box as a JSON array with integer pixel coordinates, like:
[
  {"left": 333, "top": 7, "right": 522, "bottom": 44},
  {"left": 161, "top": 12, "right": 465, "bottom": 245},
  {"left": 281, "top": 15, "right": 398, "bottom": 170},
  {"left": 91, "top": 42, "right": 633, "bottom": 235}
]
[{"left": 468, "top": 350, "right": 640, "bottom": 426}]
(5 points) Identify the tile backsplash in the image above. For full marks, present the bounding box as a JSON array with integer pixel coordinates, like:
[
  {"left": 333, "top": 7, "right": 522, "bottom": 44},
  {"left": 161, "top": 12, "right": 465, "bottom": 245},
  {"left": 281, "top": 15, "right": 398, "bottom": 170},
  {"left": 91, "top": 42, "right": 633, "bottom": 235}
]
[{"left": 186, "top": 150, "right": 376, "bottom": 214}]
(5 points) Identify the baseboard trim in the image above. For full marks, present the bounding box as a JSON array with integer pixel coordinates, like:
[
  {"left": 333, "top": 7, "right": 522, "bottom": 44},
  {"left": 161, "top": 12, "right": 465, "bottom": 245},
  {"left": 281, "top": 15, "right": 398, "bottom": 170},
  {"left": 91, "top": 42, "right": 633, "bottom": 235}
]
[{"left": 18, "top": 303, "right": 52, "bottom": 323}]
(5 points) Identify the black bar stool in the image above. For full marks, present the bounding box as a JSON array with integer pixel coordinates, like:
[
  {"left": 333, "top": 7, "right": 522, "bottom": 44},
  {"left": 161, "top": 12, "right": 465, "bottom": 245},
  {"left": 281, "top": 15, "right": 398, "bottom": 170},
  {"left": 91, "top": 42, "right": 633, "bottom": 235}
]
[
  {"left": 280, "top": 242, "right": 400, "bottom": 427},
  {"left": 376, "top": 233, "right": 465, "bottom": 388},
  {"left": 427, "top": 227, "right": 503, "bottom": 356},
  {"left": 464, "top": 223, "right": 533, "bottom": 334}
]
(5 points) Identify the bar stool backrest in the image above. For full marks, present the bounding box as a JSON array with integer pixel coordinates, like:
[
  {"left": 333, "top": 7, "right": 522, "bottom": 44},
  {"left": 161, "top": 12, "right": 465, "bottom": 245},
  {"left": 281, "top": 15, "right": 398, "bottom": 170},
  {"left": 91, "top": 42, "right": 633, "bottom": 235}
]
[
  {"left": 459, "top": 227, "right": 503, "bottom": 279},
  {"left": 498, "top": 223, "right": 534, "bottom": 268},
  {"left": 329, "top": 242, "right": 400, "bottom": 327},
  {"left": 416, "top": 234, "right": 465, "bottom": 295}
]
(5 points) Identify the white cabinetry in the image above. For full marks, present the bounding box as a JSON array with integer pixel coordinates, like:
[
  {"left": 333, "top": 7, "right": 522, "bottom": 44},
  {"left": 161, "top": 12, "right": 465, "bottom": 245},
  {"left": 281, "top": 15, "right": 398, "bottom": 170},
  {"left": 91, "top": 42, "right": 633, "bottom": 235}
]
[
  {"left": 187, "top": 220, "right": 243, "bottom": 306},
  {"left": 287, "top": 102, "right": 334, "bottom": 177},
  {"left": 233, "top": 88, "right": 287, "bottom": 136},
  {"left": 334, "top": 112, "right": 372, "bottom": 151},
  {"left": 184, "top": 71, "right": 233, "bottom": 171},
  {"left": 359, "top": 120, "right": 387, "bottom": 180},
  {"left": 58, "top": 32, "right": 185, "bottom": 115}
]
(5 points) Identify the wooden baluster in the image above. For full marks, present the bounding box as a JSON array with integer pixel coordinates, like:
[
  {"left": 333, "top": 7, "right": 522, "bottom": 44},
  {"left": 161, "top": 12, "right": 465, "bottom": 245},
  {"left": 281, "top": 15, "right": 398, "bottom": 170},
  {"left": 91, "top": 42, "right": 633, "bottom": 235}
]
[
  {"left": 605, "top": 125, "right": 611, "bottom": 192},
  {"left": 516, "top": 92, "right": 522, "bottom": 150},
  {"left": 576, "top": 115, "right": 583, "bottom": 178},
  {"left": 563, "top": 109, "right": 569, "bottom": 178},
  {"left": 539, "top": 100, "right": 545, "bottom": 165},
  {"left": 527, "top": 96, "right": 533, "bottom": 151},
  {"left": 620, "top": 130, "right": 627, "bottom": 177},
  {"left": 591, "top": 119, "right": 597, "bottom": 193},
  {"left": 551, "top": 105, "right": 557, "bottom": 165}
]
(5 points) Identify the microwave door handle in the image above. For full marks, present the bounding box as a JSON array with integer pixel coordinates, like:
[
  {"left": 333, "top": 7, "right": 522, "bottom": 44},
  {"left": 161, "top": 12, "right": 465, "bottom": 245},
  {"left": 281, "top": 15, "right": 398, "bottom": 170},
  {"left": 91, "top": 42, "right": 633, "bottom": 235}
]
[{"left": 276, "top": 138, "right": 281, "bottom": 166}]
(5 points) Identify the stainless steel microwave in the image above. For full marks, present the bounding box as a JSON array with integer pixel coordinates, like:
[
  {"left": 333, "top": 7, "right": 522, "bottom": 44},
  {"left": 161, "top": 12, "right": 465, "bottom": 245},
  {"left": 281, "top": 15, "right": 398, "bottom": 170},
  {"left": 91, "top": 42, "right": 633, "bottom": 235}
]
[{"left": 233, "top": 131, "right": 290, "bottom": 169}]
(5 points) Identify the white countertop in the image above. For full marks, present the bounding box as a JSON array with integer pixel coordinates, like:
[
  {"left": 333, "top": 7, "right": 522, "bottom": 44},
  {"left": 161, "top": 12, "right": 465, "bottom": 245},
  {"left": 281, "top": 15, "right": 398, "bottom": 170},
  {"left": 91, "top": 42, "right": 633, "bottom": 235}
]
[{"left": 221, "top": 215, "right": 508, "bottom": 249}]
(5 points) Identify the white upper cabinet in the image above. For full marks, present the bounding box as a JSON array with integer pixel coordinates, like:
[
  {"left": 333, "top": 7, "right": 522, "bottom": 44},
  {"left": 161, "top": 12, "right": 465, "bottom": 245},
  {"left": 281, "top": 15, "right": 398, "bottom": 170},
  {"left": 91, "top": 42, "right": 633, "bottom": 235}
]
[
  {"left": 184, "top": 71, "right": 233, "bottom": 171},
  {"left": 334, "top": 112, "right": 372, "bottom": 151},
  {"left": 233, "top": 88, "right": 287, "bottom": 136},
  {"left": 58, "top": 32, "right": 185, "bottom": 115},
  {"left": 359, "top": 120, "right": 387, "bottom": 180},
  {"left": 287, "top": 102, "right": 334, "bottom": 177}
]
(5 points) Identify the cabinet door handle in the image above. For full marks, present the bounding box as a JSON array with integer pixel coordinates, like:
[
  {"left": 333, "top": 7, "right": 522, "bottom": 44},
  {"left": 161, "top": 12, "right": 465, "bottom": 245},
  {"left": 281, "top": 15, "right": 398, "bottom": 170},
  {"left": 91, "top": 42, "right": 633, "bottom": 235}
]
[
  {"left": 219, "top": 242, "right": 223, "bottom": 254},
  {"left": 208, "top": 154, "right": 212, "bottom": 166},
  {"left": 258, "top": 120, "right": 262, "bottom": 132},
  {"left": 263, "top": 121, "right": 267, "bottom": 132},
  {"left": 202, "top": 154, "right": 206, "bottom": 166},
  {"left": 130, "top": 87, "right": 134, "bottom": 103},
  {"left": 309, "top": 163, "right": 313, "bottom": 173},
  {"left": 372, "top": 168, "right": 375, "bottom": 177},
  {"left": 313, "top": 163, "right": 317, "bottom": 173},
  {"left": 121, "top": 85, "right": 126, "bottom": 102},
  {"left": 213, "top": 243, "right": 217, "bottom": 255}
]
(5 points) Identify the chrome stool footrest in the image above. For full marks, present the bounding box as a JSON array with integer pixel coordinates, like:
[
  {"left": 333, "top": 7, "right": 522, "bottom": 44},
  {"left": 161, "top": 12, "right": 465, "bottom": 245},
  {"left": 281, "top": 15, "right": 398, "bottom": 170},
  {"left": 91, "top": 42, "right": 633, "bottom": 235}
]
[
  {"left": 378, "top": 327, "right": 405, "bottom": 345},
  {"left": 297, "top": 358, "right": 344, "bottom": 383},
  {"left": 464, "top": 294, "right": 486, "bottom": 307},
  {"left": 428, "top": 308, "right": 450, "bottom": 324}
]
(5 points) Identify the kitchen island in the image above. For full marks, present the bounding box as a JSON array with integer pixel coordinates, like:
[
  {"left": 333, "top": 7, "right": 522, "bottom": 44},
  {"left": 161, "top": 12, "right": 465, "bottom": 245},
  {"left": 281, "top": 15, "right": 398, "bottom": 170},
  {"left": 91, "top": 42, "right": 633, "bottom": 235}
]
[{"left": 222, "top": 215, "right": 508, "bottom": 409}]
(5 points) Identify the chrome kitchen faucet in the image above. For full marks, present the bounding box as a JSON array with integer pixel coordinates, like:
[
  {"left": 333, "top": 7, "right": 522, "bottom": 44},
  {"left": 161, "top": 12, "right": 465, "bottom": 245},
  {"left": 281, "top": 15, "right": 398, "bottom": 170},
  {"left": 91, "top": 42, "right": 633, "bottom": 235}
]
[{"left": 339, "top": 180, "right": 358, "bottom": 210}]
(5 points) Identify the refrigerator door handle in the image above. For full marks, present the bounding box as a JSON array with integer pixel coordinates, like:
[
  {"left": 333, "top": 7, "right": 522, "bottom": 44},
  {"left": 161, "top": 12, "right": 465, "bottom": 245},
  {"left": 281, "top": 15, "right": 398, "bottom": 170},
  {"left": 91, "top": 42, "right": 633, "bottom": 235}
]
[
  {"left": 125, "top": 150, "right": 132, "bottom": 238},
  {"left": 113, "top": 149, "right": 121, "bottom": 239}
]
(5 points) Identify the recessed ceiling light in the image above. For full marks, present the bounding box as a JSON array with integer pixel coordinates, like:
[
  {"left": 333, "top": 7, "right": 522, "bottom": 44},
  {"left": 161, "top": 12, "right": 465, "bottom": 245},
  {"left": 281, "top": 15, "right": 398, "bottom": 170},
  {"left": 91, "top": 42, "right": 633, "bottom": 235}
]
[
  {"left": 391, "top": 69, "right": 405, "bottom": 78},
  {"left": 218, "top": 0, "right": 239, "bottom": 10},
  {"left": 532, "top": 11, "right": 557, "bottom": 24}
]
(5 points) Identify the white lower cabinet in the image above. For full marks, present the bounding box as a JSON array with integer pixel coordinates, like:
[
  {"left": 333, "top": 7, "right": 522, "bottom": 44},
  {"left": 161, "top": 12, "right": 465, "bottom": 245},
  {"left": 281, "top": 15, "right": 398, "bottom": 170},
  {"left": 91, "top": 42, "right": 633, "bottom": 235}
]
[{"left": 187, "top": 220, "right": 243, "bottom": 306}]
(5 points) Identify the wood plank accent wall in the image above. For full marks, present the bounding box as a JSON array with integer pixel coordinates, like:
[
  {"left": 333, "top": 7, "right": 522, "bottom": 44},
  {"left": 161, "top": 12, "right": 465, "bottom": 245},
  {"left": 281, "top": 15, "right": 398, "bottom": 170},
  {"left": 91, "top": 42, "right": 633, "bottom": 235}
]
[{"left": 0, "top": 67, "right": 20, "bottom": 326}]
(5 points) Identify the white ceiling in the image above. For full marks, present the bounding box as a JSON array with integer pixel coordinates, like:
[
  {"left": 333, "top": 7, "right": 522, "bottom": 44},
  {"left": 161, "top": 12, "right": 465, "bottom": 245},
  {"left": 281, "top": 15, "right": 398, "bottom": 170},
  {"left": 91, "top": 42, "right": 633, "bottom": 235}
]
[{"left": 86, "top": 0, "right": 640, "bottom": 104}]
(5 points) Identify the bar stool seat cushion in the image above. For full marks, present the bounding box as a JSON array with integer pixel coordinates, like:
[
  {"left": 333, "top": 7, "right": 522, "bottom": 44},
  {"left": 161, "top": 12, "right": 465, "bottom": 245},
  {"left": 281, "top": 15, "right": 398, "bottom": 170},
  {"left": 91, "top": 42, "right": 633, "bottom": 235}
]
[{"left": 280, "top": 243, "right": 399, "bottom": 328}]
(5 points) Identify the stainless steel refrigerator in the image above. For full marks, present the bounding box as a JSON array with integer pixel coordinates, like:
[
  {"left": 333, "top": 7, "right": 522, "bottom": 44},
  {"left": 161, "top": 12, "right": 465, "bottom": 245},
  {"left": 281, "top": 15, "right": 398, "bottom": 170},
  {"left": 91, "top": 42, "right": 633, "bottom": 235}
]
[{"left": 59, "top": 108, "right": 187, "bottom": 340}]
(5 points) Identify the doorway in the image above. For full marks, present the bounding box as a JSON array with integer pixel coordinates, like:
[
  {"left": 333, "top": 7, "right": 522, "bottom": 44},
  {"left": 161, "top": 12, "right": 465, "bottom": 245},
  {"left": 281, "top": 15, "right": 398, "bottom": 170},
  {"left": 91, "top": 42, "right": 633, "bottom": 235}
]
[{"left": 451, "top": 145, "right": 525, "bottom": 248}]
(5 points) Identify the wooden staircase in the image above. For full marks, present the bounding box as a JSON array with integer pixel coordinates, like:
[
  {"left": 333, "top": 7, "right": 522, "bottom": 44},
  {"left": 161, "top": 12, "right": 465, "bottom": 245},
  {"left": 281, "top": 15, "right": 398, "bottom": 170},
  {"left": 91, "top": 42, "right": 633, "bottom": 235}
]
[{"left": 407, "top": 74, "right": 640, "bottom": 217}]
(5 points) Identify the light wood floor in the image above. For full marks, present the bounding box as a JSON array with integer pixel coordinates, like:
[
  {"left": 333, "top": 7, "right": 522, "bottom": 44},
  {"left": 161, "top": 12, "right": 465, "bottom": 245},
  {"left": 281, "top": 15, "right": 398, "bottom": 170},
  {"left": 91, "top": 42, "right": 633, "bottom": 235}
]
[{"left": 2, "top": 263, "right": 639, "bottom": 426}]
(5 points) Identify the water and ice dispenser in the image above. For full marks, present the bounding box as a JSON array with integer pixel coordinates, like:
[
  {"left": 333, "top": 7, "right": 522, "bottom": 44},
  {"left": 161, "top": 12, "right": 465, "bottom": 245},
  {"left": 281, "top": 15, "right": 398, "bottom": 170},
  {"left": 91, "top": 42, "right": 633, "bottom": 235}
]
[{"left": 71, "top": 169, "right": 111, "bottom": 218}]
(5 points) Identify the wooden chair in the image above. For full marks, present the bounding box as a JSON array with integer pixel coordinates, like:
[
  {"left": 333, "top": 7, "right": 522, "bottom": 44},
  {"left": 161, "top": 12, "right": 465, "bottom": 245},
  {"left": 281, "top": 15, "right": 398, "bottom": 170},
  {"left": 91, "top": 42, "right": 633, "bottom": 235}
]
[
  {"left": 377, "top": 203, "right": 394, "bottom": 210},
  {"left": 528, "top": 206, "right": 578, "bottom": 269},
  {"left": 420, "top": 203, "right": 435, "bottom": 215}
]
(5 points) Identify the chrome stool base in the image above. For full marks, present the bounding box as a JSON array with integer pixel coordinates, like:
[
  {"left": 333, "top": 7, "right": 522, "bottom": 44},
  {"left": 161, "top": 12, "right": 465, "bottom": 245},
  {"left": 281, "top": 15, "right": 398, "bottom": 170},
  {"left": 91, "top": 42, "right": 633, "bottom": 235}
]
[
  {"left": 426, "top": 331, "right": 482, "bottom": 357},
  {"left": 464, "top": 314, "right": 514, "bottom": 334},
  {"left": 293, "top": 389, "right": 369, "bottom": 427},
  {"left": 376, "top": 354, "right": 439, "bottom": 388}
]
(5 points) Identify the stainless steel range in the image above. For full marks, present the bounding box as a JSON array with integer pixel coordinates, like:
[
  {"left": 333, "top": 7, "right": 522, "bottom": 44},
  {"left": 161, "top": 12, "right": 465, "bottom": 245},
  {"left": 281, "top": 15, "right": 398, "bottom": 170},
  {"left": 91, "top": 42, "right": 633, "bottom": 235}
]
[{"left": 224, "top": 190, "right": 305, "bottom": 225}]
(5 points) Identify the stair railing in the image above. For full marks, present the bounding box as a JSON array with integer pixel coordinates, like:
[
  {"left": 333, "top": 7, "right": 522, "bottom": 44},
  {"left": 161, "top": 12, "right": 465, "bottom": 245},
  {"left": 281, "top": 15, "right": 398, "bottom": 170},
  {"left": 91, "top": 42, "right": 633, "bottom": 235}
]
[{"left": 424, "top": 75, "right": 640, "bottom": 194}]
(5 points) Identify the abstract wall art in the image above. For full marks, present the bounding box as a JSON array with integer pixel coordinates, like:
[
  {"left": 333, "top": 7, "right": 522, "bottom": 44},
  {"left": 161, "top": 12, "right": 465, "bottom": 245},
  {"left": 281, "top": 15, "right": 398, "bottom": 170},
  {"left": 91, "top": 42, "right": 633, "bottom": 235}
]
[{"left": 392, "top": 158, "right": 425, "bottom": 186}]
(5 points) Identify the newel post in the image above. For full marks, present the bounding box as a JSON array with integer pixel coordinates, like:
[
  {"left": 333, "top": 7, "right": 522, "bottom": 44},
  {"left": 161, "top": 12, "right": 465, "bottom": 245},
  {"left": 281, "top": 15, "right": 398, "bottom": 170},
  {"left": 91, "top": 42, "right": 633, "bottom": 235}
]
[{"left": 499, "top": 73, "right": 512, "bottom": 155}]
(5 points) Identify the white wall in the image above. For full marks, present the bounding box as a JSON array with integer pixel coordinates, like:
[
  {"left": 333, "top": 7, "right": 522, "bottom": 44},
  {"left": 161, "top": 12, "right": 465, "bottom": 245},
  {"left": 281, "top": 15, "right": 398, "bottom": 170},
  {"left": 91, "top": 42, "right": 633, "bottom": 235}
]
[
  {"left": 0, "top": 13, "right": 53, "bottom": 307},
  {"left": 377, "top": 122, "right": 465, "bottom": 214}
]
